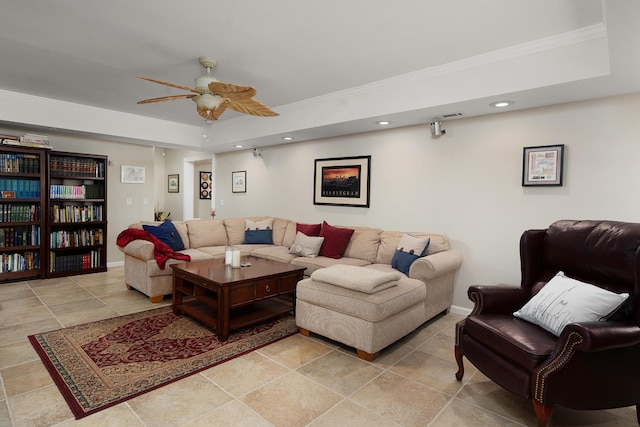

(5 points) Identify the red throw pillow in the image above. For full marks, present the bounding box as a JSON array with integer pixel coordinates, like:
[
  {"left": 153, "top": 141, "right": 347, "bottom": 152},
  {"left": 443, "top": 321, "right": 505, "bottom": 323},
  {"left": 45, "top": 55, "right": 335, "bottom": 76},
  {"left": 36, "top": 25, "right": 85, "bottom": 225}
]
[
  {"left": 319, "top": 221, "right": 354, "bottom": 259},
  {"left": 296, "top": 222, "right": 322, "bottom": 237}
]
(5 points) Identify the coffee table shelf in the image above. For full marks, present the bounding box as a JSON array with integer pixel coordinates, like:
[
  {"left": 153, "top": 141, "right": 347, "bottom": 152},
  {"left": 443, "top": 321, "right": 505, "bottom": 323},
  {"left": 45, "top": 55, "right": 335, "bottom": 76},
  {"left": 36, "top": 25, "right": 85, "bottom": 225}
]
[{"left": 171, "top": 256, "right": 305, "bottom": 341}]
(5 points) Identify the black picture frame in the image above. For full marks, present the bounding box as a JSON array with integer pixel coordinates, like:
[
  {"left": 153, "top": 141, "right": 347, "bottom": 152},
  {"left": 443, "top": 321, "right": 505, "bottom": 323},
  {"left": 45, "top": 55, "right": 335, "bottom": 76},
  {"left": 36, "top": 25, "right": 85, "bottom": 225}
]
[
  {"left": 167, "top": 174, "right": 179, "bottom": 193},
  {"left": 232, "top": 170, "right": 246, "bottom": 193},
  {"left": 313, "top": 155, "right": 371, "bottom": 207},
  {"left": 522, "top": 144, "right": 564, "bottom": 186},
  {"left": 200, "top": 171, "right": 212, "bottom": 199}
]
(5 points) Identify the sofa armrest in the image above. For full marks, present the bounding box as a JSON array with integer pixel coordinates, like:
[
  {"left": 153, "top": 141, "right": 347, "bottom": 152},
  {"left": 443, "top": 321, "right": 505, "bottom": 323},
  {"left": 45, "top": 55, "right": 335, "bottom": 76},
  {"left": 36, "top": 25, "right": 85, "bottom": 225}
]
[
  {"left": 118, "top": 239, "right": 155, "bottom": 261},
  {"left": 409, "top": 249, "right": 463, "bottom": 282}
]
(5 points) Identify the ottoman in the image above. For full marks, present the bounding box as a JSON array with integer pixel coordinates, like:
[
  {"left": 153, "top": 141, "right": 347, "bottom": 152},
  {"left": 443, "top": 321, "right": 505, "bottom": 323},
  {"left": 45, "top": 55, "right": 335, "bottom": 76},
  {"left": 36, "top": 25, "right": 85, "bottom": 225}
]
[{"left": 295, "top": 265, "right": 427, "bottom": 361}]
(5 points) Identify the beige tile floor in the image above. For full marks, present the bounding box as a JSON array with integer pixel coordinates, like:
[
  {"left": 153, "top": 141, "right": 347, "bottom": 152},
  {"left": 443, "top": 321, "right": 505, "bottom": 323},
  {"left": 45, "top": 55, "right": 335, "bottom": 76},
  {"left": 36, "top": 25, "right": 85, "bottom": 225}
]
[{"left": 1, "top": 267, "right": 638, "bottom": 427}]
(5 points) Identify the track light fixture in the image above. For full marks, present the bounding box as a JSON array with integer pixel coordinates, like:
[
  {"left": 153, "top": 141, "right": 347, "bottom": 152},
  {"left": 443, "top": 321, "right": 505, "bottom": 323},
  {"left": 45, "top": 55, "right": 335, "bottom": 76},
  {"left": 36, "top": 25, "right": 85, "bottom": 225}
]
[
  {"left": 252, "top": 148, "right": 262, "bottom": 158},
  {"left": 431, "top": 121, "right": 446, "bottom": 136}
]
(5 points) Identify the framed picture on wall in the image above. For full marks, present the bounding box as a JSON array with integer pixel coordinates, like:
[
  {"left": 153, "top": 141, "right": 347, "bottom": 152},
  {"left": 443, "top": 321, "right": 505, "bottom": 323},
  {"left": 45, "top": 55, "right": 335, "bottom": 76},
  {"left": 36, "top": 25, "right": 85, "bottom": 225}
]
[
  {"left": 232, "top": 170, "right": 246, "bottom": 193},
  {"left": 121, "top": 165, "right": 145, "bottom": 184},
  {"left": 522, "top": 144, "right": 565, "bottom": 186},
  {"left": 200, "top": 171, "right": 212, "bottom": 199},
  {"left": 313, "top": 155, "right": 371, "bottom": 207},
  {"left": 168, "top": 174, "right": 179, "bottom": 193}
]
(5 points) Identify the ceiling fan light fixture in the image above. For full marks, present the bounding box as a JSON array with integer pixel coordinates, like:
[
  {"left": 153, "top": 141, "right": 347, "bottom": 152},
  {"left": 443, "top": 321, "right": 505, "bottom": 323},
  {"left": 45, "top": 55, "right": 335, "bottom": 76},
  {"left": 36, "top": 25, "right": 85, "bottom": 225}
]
[{"left": 193, "top": 93, "right": 223, "bottom": 111}]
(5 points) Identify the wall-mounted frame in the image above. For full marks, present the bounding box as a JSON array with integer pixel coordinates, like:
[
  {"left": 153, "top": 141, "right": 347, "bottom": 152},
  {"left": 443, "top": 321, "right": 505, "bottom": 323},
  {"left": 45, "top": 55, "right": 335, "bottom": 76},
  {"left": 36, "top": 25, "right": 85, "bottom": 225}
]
[
  {"left": 522, "top": 144, "right": 564, "bottom": 186},
  {"left": 168, "top": 174, "right": 179, "bottom": 193},
  {"left": 200, "top": 171, "right": 212, "bottom": 199},
  {"left": 121, "top": 165, "right": 145, "bottom": 184},
  {"left": 232, "top": 170, "right": 246, "bottom": 193},
  {"left": 314, "top": 155, "right": 371, "bottom": 207}
]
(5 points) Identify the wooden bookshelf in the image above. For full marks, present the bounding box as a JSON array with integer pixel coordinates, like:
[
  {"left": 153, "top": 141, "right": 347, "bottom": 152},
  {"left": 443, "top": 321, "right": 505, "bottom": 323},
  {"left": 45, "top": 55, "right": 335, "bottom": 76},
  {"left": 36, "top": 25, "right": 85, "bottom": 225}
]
[
  {"left": 46, "top": 151, "right": 107, "bottom": 277},
  {"left": 0, "top": 145, "right": 46, "bottom": 281}
]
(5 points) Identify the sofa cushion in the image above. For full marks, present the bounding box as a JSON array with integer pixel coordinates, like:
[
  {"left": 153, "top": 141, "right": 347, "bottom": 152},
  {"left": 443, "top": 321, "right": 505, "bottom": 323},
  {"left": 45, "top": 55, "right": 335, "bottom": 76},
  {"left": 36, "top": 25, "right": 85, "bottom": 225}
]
[
  {"left": 142, "top": 220, "right": 185, "bottom": 251},
  {"left": 297, "top": 276, "right": 426, "bottom": 322},
  {"left": 297, "top": 222, "right": 322, "bottom": 237},
  {"left": 311, "top": 265, "right": 401, "bottom": 293},
  {"left": 288, "top": 232, "right": 324, "bottom": 258},
  {"left": 273, "top": 218, "right": 295, "bottom": 246},
  {"left": 224, "top": 218, "right": 248, "bottom": 245},
  {"left": 319, "top": 221, "right": 355, "bottom": 259},
  {"left": 391, "top": 234, "right": 431, "bottom": 275},
  {"left": 250, "top": 246, "right": 300, "bottom": 263},
  {"left": 246, "top": 217, "right": 273, "bottom": 230},
  {"left": 135, "top": 221, "right": 190, "bottom": 249},
  {"left": 292, "top": 256, "right": 371, "bottom": 277},
  {"left": 244, "top": 229, "right": 273, "bottom": 244},
  {"left": 377, "top": 231, "right": 449, "bottom": 264},
  {"left": 342, "top": 227, "right": 382, "bottom": 264},
  {"left": 186, "top": 219, "right": 227, "bottom": 248},
  {"left": 513, "top": 271, "right": 630, "bottom": 336}
]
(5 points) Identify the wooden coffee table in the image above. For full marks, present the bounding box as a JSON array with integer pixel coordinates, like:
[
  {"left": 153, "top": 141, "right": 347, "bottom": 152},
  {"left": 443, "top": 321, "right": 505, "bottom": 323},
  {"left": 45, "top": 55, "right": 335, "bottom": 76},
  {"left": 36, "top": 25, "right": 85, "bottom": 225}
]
[{"left": 170, "top": 256, "right": 306, "bottom": 341}]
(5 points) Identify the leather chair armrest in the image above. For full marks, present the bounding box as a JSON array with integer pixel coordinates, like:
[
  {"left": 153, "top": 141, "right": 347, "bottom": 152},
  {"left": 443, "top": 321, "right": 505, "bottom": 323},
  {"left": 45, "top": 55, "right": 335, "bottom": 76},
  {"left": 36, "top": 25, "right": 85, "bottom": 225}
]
[
  {"left": 559, "top": 321, "right": 640, "bottom": 352},
  {"left": 467, "top": 285, "right": 529, "bottom": 315}
]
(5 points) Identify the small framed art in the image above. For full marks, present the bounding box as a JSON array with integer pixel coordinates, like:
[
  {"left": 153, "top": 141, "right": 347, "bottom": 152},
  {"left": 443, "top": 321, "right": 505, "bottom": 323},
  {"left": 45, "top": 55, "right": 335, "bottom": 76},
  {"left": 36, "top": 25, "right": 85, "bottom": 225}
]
[
  {"left": 522, "top": 144, "right": 564, "bottom": 186},
  {"left": 314, "top": 155, "right": 371, "bottom": 207},
  {"left": 200, "top": 171, "right": 212, "bottom": 199},
  {"left": 121, "top": 165, "right": 145, "bottom": 184},
  {"left": 232, "top": 170, "right": 246, "bottom": 193},
  {"left": 168, "top": 174, "right": 179, "bottom": 193}
]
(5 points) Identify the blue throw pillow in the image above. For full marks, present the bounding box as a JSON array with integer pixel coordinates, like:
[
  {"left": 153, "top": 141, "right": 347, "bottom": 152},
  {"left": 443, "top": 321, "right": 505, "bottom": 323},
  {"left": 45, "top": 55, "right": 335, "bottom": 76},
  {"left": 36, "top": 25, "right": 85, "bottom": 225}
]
[
  {"left": 391, "top": 250, "right": 419, "bottom": 275},
  {"left": 142, "top": 221, "right": 185, "bottom": 251},
  {"left": 243, "top": 229, "right": 273, "bottom": 244}
]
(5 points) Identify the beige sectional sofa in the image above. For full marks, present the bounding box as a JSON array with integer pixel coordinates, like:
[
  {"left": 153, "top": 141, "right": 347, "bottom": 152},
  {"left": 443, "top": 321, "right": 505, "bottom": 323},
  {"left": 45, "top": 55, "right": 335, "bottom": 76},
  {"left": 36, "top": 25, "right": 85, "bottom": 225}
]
[{"left": 118, "top": 216, "right": 462, "bottom": 357}]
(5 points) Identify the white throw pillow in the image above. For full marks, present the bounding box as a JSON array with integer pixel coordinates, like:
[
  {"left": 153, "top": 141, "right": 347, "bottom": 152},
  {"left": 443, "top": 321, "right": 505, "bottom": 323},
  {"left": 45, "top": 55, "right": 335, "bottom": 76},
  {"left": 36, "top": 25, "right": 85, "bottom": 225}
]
[
  {"left": 288, "top": 232, "right": 325, "bottom": 258},
  {"left": 513, "top": 271, "right": 629, "bottom": 336},
  {"left": 245, "top": 217, "right": 273, "bottom": 230},
  {"left": 396, "top": 233, "right": 430, "bottom": 256}
]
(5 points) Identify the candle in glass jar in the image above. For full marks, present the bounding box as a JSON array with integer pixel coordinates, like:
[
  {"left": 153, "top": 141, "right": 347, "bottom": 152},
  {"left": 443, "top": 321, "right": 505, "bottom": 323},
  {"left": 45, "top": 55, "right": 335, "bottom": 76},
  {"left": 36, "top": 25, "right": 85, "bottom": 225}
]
[
  {"left": 224, "top": 246, "right": 232, "bottom": 265},
  {"left": 231, "top": 249, "right": 241, "bottom": 268}
]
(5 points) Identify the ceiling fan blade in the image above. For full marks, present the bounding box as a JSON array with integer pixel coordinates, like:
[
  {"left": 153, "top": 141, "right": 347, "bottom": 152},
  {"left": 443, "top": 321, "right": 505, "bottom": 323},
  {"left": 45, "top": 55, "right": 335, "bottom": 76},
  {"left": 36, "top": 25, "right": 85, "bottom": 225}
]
[
  {"left": 197, "top": 103, "right": 228, "bottom": 120},
  {"left": 208, "top": 81, "right": 256, "bottom": 100},
  {"left": 137, "top": 76, "right": 203, "bottom": 94},
  {"left": 137, "top": 94, "right": 196, "bottom": 104},
  {"left": 227, "top": 98, "right": 278, "bottom": 117}
]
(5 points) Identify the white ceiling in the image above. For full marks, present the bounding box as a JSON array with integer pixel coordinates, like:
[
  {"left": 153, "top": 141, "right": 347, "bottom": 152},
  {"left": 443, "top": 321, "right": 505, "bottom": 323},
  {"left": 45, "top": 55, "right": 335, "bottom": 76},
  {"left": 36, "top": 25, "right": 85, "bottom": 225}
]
[{"left": 1, "top": 0, "right": 639, "bottom": 152}]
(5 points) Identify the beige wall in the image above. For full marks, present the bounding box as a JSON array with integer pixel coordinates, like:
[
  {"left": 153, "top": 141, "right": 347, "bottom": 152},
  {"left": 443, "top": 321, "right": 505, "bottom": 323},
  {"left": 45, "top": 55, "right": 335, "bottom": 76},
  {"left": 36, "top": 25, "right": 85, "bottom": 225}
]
[
  {"left": 3, "top": 92, "right": 640, "bottom": 311},
  {"left": 213, "top": 93, "right": 640, "bottom": 311}
]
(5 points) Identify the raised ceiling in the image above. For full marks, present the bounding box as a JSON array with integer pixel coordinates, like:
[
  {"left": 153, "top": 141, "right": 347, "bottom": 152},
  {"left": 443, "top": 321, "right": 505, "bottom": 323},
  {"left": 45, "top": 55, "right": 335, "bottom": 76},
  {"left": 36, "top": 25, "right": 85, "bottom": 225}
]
[{"left": 0, "top": 0, "right": 639, "bottom": 152}]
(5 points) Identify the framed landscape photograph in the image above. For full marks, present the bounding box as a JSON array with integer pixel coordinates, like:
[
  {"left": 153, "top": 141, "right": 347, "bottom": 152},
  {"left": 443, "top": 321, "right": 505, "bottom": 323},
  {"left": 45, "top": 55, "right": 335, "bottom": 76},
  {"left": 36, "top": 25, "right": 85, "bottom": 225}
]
[
  {"left": 522, "top": 144, "right": 565, "bottom": 186},
  {"left": 200, "top": 171, "right": 212, "bottom": 199},
  {"left": 232, "top": 170, "right": 246, "bottom": 193},
  {"left": 314, "top": 155, "right": 371, "bottom": 207},
  {"left": 168, "top": 174, "right": 179, "bottom": 193}
]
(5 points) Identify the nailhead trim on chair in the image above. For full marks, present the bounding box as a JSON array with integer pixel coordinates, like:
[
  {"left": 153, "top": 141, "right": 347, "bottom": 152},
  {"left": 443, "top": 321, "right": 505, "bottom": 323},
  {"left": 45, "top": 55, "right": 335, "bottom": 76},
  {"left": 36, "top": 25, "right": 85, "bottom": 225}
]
[{"left": 533, "top": 331, "right": 584, "bottom": 402}]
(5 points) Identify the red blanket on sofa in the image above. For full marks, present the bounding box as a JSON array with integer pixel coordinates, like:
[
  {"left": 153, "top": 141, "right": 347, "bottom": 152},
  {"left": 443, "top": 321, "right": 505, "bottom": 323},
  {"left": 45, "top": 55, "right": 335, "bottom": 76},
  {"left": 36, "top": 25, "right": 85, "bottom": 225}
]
[{"left": 116, "top": 228, "right": 190, "bottom": 269}]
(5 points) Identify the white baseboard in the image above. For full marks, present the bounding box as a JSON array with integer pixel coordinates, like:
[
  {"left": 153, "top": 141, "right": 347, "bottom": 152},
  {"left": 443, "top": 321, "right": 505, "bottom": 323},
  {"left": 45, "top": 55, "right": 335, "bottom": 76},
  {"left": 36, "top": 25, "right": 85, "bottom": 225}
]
[
  {"left": 107, "top": 261, "right": 124, "bottom": 268},
  {"left": 450, "top": 305, "right": 472, "bottom": 316}
]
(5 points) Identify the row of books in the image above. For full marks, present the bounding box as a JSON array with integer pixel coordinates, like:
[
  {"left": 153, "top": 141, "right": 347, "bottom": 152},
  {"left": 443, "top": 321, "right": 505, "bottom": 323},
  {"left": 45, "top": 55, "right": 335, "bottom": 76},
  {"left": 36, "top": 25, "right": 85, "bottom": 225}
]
[
  {"left": 50, "top": 228, "right": 104, "bottom": 248},
  {"left": 50, "top": 156, "right": 104, "bottom": 178},
  {"left": 50, "top": 184, "right": 104, "bottom": 200},
  {"left": 1, "top": 133, "right": 52, "bottom": 150},
  {"left": 0, "top": 225, "right": 40, "bottom": 248},
  {"left": 0, "top": 204, "right": 40, "bottom": 223},
  {"left": 1, "top": 251, "right": 40, "bottom": 273},
  {"left": 50, "top": 204, "right": 104, "bottom": 223},
  {"left": 50, "top": 249, "right": 101, "bottom": 273},
  {"left": 0, "top": 178, "right": 41, "bottom": 198},
  {"left": 0, "top": 153, "right": 40, "bottom": 173}
]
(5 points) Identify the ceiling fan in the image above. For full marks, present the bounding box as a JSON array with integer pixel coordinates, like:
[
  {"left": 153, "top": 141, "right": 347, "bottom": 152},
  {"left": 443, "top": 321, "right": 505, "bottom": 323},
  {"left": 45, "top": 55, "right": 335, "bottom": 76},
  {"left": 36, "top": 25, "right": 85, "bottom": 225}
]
[{"left": 136, "top": 56, "right": 278, "bottom": 121}]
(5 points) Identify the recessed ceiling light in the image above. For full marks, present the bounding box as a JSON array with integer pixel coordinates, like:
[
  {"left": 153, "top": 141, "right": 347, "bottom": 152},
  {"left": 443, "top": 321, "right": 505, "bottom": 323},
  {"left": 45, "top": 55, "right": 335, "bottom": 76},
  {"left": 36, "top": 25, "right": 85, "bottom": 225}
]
[
  {"left": 234, "top": 144, "right": 244, "bottom": 148},
  {"left": 376, "top": 120, "right": 391, "bottom": 125},
  {"left": 282, "top": 136, "right": 294, "bottom": 141},
  {"left": 490, "top": 100, "right": 514, "bottom": 108}
]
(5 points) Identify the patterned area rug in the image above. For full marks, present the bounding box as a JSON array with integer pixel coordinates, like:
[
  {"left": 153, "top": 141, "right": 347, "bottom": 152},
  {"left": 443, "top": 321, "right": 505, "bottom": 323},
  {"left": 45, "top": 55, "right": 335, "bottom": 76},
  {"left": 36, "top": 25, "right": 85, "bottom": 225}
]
[{"left": 28, "top": 307, "right": 297, "bottom": 419}]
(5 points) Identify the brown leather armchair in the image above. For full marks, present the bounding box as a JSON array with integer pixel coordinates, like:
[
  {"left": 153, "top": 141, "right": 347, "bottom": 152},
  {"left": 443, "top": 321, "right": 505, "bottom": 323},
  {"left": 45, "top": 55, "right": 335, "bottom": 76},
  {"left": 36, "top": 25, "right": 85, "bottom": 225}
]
[{"left": 455, "top": 220, "right": 640, "bottom": 427}]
